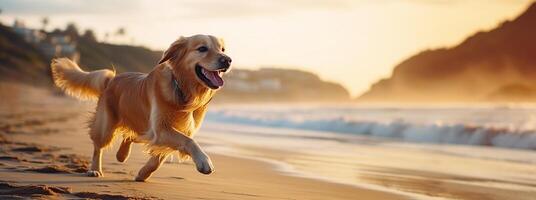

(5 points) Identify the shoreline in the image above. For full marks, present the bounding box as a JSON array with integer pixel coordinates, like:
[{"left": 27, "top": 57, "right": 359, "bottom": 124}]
[
  {"left": 2, "top": 83, "right": 536, "bottom": 200},
  {"left": 199, "top": 121, "right": 536, "bottom": 200},
  {"left": 0, "top": 83, "right": 406, "bottom": 200},
  {"left": 206, "top": 146, "right": 424, "bottom": 199}
]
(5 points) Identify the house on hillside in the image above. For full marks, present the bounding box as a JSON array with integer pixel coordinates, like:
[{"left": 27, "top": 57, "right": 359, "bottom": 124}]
[
  {"left": 225, "top": 70, "right": 283, "bottom": 93},
  {"left": 258, "top": 79, "right": 281, "bottom": 90},
  {"left": 12, "top": 20, "right": 45, "bottom": 44},
  {"left": 12, "top": 20, "right": 80, "bottom": 62},
  {"left": 42, "top": 33, "right": 80, "bottom": 62}
]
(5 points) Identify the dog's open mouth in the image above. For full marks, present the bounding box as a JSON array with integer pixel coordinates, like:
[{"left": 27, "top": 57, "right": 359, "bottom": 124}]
[{"left": 195, "top": 64, "right": 225, "bottom": 89}]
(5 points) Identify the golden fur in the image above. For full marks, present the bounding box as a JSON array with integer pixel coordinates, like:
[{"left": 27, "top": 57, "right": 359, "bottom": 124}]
[{"left": 50, "top": 35, "right": 230, "bottom": 181}]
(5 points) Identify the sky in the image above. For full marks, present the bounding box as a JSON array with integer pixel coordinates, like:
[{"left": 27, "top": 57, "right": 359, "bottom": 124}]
[{"left": 0, "top": 0, "right": 534, "bottom": 96}]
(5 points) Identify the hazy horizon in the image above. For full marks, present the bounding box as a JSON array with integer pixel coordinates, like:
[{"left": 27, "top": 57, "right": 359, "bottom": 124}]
[{"left": 0, "top": 0, "right": 534, "bottom": 96}]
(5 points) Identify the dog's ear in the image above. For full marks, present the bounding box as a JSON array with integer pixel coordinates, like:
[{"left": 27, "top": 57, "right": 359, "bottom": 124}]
[{"left": 158, "top": 36, "right": 187, "bottom": 64}]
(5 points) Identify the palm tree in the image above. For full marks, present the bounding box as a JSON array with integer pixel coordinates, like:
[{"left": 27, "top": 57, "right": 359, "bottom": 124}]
[
  {"left": 116, "top": 27, "right": 126, "bottom": 36},
  {"left": 41, "top": 17, "right": 49, "bottom": 31},
  {"left": 104, "top": 32, "right": 110, "bottom": 43},
  {"left": 115, "top": 27, "right": 126, "bottom": 43}
]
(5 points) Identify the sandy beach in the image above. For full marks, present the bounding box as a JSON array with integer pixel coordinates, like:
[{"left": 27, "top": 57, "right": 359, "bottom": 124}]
[
  {"left": 0, "top": 83, "right": 407, "bottom": 199},
  {"left": 2, "top": 83, "right": 536, "bottom": 200}
]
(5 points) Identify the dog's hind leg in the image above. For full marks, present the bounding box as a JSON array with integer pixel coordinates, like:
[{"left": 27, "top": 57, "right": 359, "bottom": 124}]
[
  {"left": 87, "top": 100, "right": 117, "bottom": 177},
  {"left": 135, "top": 154, "right": 168, "bottom": 182},
  {"left": 116, "top": 138, "right": 132, "bottom": 163}
]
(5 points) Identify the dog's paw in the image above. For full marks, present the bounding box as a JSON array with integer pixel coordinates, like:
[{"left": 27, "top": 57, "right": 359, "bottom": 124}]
[
  {"left": 87, "top": 170, "right": 103, "bottom": 177},
  {"left": 116, "top": 151, "right": 130, "bottom": 163},
  {"left": 134, "top": 176, "right": 148, "bottom": 182},
  {"left": 193, "top": 153, "right": 214, "bottom": 175},
  {"left": 116, "top": 140, "right": 132, "bottom": 163}
]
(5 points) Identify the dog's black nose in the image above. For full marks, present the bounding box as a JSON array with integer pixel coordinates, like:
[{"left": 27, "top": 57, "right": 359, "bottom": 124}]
[{"left": 219, "top": 56, "right": 232, "bottom": 68}]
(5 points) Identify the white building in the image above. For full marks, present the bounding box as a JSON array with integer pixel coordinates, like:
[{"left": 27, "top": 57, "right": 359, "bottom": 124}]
[{"left": 12, "top": 20, "right": 79, "bottom": 62}]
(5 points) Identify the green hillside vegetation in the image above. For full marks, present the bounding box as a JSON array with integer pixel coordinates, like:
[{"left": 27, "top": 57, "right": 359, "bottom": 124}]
[
  {"left": 0, "top": 24, "right": 350, "bottom": 102},
  {"left": 76, "top": 34, "right": 161, "bottom": 73},
  {"left": 0, "top": 25, "right": 49, "bottom": 84}
]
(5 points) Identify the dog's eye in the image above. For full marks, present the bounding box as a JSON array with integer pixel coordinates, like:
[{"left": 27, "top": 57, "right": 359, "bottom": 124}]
[
  {"left": 222, "top": 47, "right": 225, "bottom": 52},
  {"left": 197, "top": 46, "right": 208, "bottom": 52}
]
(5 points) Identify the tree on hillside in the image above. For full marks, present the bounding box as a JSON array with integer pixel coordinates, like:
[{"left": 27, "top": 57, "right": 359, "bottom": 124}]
[
  {"left": 116, "top": 27, "right": 126, "bottom": 36},
  {"left": 41, "top": 17, "right": 49, "bottom": 31},
  {"left": 51, "top": 28, "right": 62, "bottom": 34},
  {"left": 82, "top": 29, "right": 97, "bottom": 42},
  {"left": 115, "top": 27, "right": 126, "bottom": 43},
  {"left": 104, "top": 32, "right": 110, "bottom": 43},
  {"left": 64, "top": 23, "right": 79, "bottom": 39}
]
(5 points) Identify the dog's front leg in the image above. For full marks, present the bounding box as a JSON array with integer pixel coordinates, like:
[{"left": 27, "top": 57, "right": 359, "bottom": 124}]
[{"left": 155, "top": 129, "right": 214, "bottom": 175}]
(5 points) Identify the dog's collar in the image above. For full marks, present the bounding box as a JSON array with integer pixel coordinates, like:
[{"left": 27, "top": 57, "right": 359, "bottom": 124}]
[
  {"left": 171, "top": 73, "right": 186, "bottom": 104},
  {"left": 170, "top": 73, "right": 214, "bottom": 108}
]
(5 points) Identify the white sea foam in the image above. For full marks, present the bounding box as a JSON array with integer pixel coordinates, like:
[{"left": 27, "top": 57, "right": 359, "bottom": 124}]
[{"left": 206, "top": 104, "right": 536, "bottom": 150}]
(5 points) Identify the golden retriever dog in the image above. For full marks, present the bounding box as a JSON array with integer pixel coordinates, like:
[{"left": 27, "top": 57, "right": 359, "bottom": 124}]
[{"left": 50, "top": 35, "right": 231, "bottom": 181}]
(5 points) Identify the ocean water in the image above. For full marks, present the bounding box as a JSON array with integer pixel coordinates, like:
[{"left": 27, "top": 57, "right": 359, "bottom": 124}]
[
  {"left": 206, "top": 104, "right": 536, "bottom": 150},
  {"left": 201, "top": 104, "right": 536, "bottom": 199}
]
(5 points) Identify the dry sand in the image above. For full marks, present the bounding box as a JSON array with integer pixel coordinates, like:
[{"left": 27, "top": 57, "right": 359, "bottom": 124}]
[
  {"left": 5, "top": 83, "right": 535, "bottom": 200},
  {"left": 0, "top": 83, "right": 405, "bottom": 200}
]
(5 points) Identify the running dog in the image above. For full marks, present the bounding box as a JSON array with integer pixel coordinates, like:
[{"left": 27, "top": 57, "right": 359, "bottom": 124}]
[{"left": 51, "top": 35, "right": 231, "bottom": 181}]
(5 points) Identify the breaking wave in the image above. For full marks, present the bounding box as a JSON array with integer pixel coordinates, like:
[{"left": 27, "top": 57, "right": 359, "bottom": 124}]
[{"left": 206, "top": 106, "right": 536, "bottom": 150}]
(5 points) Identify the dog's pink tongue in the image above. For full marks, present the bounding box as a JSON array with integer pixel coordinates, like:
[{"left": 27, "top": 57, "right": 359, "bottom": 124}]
[{"left": 202, "top": 68, "right": 224, "bottom": 87}]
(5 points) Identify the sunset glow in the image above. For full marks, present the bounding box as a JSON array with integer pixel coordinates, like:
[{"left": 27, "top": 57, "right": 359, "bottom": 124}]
[{"left": 1, "top": 0, "right": 533, "bottom": 95}]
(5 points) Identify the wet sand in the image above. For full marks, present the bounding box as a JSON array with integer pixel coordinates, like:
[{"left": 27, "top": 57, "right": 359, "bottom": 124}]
[
  {"left": 200, "top": 121, "right": 536, "bottom": 200},
  {"left": 0, "top": 83, "right": 404, "bottom": 199},
  {"left": 4, "top": 83, "right": 536, "bottom": 200}
]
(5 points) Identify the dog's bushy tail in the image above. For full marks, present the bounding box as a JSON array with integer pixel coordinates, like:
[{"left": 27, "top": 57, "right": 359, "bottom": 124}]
[{"left": 51, "top": 58, "right": 116, "bottom": 100}]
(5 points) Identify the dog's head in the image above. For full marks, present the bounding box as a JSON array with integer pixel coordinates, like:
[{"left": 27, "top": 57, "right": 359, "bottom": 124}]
[{"left": 159, "top": 35, "right": 231, "bottom": 90}]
